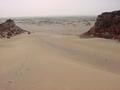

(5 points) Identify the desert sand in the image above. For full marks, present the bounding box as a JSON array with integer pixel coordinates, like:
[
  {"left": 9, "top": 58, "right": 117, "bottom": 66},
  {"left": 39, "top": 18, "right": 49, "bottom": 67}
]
[{"left": 0, "top": 21, "right": 120, "bottom": 90}]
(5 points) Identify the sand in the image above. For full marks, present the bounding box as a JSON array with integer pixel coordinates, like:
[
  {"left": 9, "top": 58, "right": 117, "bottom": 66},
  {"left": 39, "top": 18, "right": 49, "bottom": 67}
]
[{"left": 0, "top": 21, "right": 120, "bottom": 90}]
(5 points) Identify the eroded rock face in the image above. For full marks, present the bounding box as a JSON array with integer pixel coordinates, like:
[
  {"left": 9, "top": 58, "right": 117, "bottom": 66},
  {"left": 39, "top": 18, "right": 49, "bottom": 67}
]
[
  {"left": 82, "top": 10, "right": 120, "bottom": 40},
  {"left": 0, "top": 19, "right": 30, "bottom": 38}
]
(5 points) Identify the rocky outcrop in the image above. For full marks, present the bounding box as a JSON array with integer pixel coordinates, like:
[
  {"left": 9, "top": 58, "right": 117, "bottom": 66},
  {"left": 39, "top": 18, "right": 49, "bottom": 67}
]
[
  {"left": 0, "top": 19, "right": 30, "bottom": 39},
  {"left": 82, "top": 10, "right": 120, "bottom": 40}
]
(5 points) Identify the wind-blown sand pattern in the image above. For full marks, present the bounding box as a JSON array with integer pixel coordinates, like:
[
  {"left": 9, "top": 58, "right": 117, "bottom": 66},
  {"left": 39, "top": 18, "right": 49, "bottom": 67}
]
[{"left": 0, "top": 17, "right": 120, "bottom": 90}]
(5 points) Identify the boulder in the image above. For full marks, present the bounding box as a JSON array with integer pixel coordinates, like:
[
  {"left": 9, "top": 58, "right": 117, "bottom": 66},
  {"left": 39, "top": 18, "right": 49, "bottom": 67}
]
[{"left": 0, "top": 19, "right": 30, "bottom": 39}]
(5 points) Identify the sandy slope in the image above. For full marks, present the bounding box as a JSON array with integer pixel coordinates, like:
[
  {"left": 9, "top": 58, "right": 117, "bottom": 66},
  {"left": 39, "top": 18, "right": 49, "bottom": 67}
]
[{"left": 0, "top": 32, "right": 120, "bottom": 90}]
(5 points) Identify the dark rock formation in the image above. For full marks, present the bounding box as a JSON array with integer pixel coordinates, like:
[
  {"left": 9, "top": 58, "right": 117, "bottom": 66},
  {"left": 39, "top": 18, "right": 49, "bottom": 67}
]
[
  {"left": 0, "top": 19, "right": 30, "bottom": 39},
  {"left": 82, "top": 10, "right": 120, "bottom": 40}
]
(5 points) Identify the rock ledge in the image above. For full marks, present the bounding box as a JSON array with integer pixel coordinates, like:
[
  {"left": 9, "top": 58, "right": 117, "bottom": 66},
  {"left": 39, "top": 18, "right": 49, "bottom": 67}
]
[
  {"left": 0, "top": 19, "right": 30, "bottom": 38},
  {"left": 82, "top": 10, "right": 120, "bottom": 40}
]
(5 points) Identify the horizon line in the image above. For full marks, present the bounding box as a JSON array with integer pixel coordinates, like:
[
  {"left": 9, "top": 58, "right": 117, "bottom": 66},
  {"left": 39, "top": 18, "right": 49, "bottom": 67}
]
[{"left": 0, "top": 15, "right": 97, "bottom": 18}]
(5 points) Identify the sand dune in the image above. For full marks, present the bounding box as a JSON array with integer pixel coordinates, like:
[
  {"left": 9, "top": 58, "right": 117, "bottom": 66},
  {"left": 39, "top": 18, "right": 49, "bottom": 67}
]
[{"left": 0, "top": 30, "right": 120, "bottom": 90}]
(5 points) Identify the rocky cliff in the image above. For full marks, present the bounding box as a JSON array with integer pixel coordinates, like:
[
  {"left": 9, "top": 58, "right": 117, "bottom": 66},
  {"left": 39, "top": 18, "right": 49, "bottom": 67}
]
[
  {"left": 0, "top": 19, "right": 30, "bottom": 38},
  {"left": 82, "top": 10, "right": 120, "bottom": 40}
]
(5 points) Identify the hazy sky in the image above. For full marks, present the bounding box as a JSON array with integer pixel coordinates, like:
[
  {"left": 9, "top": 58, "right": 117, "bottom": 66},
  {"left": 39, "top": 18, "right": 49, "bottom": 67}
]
[{"left": 0, "top": 0, "right": 120, "bottom": 17}]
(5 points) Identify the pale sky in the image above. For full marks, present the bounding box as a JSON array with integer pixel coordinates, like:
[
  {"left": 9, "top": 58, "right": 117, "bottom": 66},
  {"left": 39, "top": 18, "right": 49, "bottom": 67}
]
[{"left": 0, "top": 0, "right": 120, "bottom": 17}]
